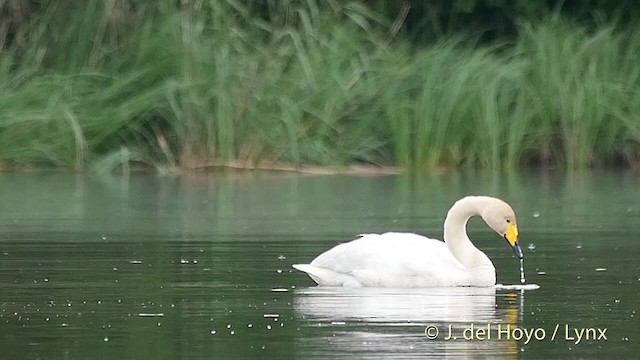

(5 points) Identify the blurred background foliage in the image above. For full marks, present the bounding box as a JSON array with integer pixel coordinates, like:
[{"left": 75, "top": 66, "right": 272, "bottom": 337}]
[{"left": 0, "top": 0, "right": 638, "bottom": 172}]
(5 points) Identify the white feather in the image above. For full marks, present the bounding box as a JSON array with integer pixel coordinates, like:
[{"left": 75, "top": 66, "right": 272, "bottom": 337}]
[
  {"left": 293, "top": 196, "right": 519, "bottom": 288},
  {"left": 295, "top": 232, "right": 467, "bottom": 287}
]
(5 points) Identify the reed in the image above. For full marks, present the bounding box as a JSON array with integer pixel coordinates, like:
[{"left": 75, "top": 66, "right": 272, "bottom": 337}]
[
  {"left": 516, "top": 18, "right": 640, "bottom": 168},
  {"left": 0, "top": 2, "right": 638, "bottom": 172}
]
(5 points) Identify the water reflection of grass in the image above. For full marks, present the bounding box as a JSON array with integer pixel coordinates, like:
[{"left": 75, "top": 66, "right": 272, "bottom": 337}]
[{"left": 0, "top": 3, "right": 639, "bottom": 172}]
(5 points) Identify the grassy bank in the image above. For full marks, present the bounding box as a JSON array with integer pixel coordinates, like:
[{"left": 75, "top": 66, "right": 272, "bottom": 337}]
[{"left": 0, "top": 2, "right": 639, "bottom": 172}]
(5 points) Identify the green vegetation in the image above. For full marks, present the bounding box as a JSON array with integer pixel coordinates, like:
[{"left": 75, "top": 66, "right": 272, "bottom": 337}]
[{"left": 0, "top": 1, "right": 639, "bottom": 172}]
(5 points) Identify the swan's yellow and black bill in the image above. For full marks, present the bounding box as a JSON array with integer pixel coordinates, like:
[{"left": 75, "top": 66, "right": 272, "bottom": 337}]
[{"left": 504, "top": 223, "right": 523, "bottom": 259}]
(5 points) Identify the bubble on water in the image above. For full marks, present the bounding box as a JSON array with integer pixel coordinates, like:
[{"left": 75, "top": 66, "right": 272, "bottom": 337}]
[
  {"left": 263, "top": 314, "right": 280, "bottom": 318},
  {"left": 104, "top": 337, "right": 109, "bottom": 342},
  {"left": 271, "top": 288, "right": 288, "bottom": 292},
  {"left": 266, "top": 325, "right": 272, "bottom": 330},
  {"left": 532, "top": 211, "right": 540, "bottom": 218},
  {"left": 226, "top": 324, "right": 232, "bottom": 329},
  {"left": 576, "top": 244, "right": 583, "bottom": 249},
  {"left": 537, "top": 271, "right": 546, "bottom": 275},
  {"left": 129, "top": 260, "right": 142, "bottom": 264},
  {"left": 527, "top": 243, "right": 536, "bottom": 250},
  {"left": 595, "top": 268, "right": 607, "bottom": 272},
  {"left": 230, "top": 330, "right": 235, "bottom": 335},
  {"left": 277, "top": 255, "right": 287, "bottom": 260},
  {"left": 276, "top": 269, "right": 283, "bottom": 274},
  {"left": 101, "top": 235, "right": 107, "bottom": 240},
  {"left": 180, "top": 259, "right": 189, "bottom": 264},
  {"left": 247, "top": 324, "right": 253, "bottom": 328},
  {"left": 210, "top": 330, "right": 216, "bottom": 335}
]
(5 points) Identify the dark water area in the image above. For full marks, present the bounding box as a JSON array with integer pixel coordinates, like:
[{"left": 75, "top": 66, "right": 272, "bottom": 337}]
[{"left": 0, "top": 170, "right": 638, "bottom": 359}]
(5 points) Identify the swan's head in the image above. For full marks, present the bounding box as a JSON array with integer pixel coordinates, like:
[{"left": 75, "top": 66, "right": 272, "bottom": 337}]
[{"left": 481, "top": 199, "right": 523, "bottom": 259}]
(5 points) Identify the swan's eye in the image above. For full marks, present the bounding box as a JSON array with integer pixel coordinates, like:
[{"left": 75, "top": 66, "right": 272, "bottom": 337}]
[{"left": 506, "top": 219, "right": 511, "bottom": 223}]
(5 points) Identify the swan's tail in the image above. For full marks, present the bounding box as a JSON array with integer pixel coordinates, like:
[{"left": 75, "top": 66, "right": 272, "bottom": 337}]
[
  {"left": 292, "top": 264, "right": 321, "bottom": 284},
  {"left": 292, "top": 264, "right": 360, "bottom": 286}
]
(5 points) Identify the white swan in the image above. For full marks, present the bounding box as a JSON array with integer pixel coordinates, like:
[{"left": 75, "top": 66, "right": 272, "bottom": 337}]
[{"left": 292, "top": 196, "right": 522, "bottom": 287}]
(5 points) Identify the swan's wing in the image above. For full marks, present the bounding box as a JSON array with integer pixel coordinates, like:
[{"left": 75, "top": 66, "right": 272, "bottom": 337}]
[{"left": 294, "top": 232, "right": 467, "bottom": 287}]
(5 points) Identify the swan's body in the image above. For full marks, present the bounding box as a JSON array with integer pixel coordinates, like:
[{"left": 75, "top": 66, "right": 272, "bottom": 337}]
[
  {"left": 293, "top": 196, "right": 522, "bottom": 288},
  {"left": 293, "top": 232, "right": 492, "bottom": 287}
]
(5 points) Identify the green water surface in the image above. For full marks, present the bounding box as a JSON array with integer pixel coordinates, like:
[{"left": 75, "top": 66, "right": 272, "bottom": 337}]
[{"left": 0, "top": 170, "right": 638, "bottom": 359}]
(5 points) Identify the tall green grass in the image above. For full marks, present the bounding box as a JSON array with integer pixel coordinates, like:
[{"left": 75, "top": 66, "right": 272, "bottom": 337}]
[
  {"left": 0, "top": 1, "right": 639, "bottom": 172},
  {"left": 515, "top": 18, "right": 640, "bottom": 169},
  {"left": 379, "top": 19, "right": 640, "bottom": 171}
]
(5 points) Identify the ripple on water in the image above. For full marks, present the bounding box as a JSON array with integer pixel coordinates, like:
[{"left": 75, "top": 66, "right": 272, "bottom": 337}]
[{"left": 495, "top": 284, "right": 540, "bottom": 290}]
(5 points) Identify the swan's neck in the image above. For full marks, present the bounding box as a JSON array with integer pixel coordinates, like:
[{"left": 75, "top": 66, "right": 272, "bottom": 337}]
[{"left": 443, "top": 197, "right": 494, "bottom": 270}]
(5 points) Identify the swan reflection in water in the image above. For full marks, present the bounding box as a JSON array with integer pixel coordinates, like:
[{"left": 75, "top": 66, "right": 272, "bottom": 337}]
[{"left": 293, "top": 287, "right": 523, "bottom": 359}]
